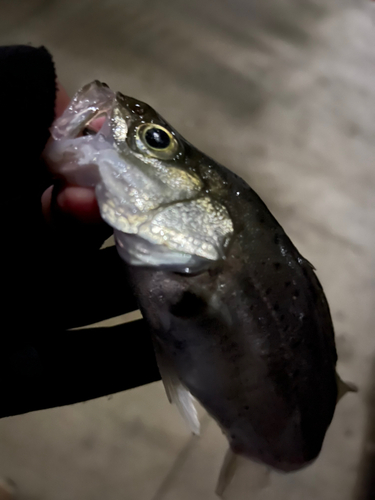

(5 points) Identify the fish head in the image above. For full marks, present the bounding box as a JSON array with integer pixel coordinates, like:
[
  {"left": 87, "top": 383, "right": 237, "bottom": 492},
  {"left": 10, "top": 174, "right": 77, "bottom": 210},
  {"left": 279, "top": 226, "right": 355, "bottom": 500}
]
[
  {"left": 111, "top": 92, "right": 184, "bottom": 161},
  {"left": 45, "top": 81, "right": 234, "bottom": 271}
]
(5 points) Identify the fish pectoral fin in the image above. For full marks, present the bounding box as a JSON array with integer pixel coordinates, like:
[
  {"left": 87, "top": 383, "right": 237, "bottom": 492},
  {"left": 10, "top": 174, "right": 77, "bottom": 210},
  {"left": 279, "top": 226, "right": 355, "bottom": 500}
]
[
  {"left": 216, "top": 448, "right": 270, "bottom": 499},
  {"left": 336, "top": 372, "right": 358, "bottom": 402},
  {"left": 154, "top": 340, "right": 200, "bottom": 435}
]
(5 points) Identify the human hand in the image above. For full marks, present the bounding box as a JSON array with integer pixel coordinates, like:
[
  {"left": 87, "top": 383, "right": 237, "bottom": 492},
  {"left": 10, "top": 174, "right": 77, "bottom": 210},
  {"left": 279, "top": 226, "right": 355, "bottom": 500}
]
[{"left": 0, "top": 45, "right": 160, "bottom": 418}]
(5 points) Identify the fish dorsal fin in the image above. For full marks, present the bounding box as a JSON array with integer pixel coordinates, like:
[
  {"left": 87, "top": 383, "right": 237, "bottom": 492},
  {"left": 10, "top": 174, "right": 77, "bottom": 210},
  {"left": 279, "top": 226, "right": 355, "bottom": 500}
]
[
  {"left": 336, "top": 372, "right": 358, "bottom": 402},
  {"left": 154, "top": 339, "right": 200, "bottom": 435}
]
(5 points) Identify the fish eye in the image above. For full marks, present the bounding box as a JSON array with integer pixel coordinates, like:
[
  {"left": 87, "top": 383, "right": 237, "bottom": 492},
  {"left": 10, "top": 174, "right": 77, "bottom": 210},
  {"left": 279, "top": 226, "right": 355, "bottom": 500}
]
[
  {"left": 144, "top": 127, "right": 171, "bottom": 150},
  {"left": 136, "top": 124, "right": 178, "bottom": 159}
]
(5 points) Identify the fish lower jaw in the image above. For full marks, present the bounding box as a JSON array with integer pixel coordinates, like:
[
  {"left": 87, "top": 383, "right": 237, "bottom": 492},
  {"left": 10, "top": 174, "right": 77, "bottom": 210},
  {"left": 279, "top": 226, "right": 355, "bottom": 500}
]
[{"left": 114, "top": 230, "right": 213, "bottom": 273}]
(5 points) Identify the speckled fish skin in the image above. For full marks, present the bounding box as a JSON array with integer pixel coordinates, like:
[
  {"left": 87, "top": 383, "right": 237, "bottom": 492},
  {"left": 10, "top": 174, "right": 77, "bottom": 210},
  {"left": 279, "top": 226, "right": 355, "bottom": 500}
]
[
  {"left": 127, "top": 166, "right": 338, "bottom": 472},
  {"left": 45, "top": 81, "right": 338, "bottom": 473}
]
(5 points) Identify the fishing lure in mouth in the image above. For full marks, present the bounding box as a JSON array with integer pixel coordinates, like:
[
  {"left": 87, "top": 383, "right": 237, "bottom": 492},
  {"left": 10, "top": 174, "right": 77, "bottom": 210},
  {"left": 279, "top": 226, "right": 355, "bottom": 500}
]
[{"left": 45, "top": 80, "right": 355, "bottom": 496}]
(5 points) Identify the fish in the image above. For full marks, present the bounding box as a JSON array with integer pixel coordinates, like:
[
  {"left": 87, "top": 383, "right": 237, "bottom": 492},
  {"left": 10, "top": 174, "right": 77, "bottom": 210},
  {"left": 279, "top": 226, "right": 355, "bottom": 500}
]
[{"left": 45, "top": 80, "right": 355, "bottom": 494}]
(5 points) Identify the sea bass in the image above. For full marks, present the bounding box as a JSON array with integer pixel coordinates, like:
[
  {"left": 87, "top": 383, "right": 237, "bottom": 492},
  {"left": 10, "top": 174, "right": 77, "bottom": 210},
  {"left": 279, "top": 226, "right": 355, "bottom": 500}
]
[{"left": 45, "top": 81, "right": 353, "bottom": 492}]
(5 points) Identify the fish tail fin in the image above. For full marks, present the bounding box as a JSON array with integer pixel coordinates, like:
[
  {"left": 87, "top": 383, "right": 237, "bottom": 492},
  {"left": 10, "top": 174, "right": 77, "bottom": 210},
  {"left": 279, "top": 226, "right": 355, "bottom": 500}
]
[
  {"left": 216, "top": 448, "right": 270, "bottom": 499},
  {"left": 336, "top": 372, "right": 358, "bottom": 402}
]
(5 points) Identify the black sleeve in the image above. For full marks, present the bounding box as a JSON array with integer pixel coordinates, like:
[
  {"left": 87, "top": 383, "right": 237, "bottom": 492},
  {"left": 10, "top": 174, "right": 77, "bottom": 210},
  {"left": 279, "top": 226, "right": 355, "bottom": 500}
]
[
  {"left": 0, "top": 45, "right": 160, "bottom": 419},
  {"left": 0, "top": 45, "right": 56, "bottom": 204}
]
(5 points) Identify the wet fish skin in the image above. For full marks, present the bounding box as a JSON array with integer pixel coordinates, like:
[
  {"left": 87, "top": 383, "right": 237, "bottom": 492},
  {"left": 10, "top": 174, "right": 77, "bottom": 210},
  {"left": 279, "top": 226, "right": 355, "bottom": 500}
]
[
  {"left": 45, "top": 81, "right": 339, "bottom": 473},
  {"left": 126, "top": 159, "right": 338, "bottom": 471}
]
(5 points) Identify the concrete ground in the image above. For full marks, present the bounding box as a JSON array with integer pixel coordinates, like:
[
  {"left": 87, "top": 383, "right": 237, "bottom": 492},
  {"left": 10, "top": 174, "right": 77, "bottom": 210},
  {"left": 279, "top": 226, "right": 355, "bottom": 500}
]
[{"left": 0, "top": 0, "right": 374, "bottom": 498}]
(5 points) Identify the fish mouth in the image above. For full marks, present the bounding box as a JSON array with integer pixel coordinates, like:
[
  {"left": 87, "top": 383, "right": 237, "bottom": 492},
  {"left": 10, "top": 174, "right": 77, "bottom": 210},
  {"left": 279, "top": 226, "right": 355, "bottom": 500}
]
[
  {"left": 45, "top": 80, "right": 234, "bottom": 272},
  {"left": 82, "top": 116, "right": 107, "bottom": 136}
]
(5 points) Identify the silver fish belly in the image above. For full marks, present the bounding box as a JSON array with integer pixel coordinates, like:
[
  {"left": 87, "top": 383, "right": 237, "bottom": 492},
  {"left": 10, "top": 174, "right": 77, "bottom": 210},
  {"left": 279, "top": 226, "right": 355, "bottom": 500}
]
[{"left": 45, "top": 81, "right": 352, "bottom": 476}]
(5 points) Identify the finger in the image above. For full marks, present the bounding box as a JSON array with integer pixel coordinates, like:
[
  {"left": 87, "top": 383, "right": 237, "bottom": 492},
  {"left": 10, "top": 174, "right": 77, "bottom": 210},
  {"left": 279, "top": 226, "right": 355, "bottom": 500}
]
[
  {"left": 55, "top": 186, "right": 103, "bottom": 225},
  {"left": 41, "top": 180, "right": 105, "bottom": 225},
  {"left": 42, "top": 84, "right": 109, "bottom": 240},
  {"left": 43, "top": 82, "right": 106, "bottom": 228},
  {"left": 27, "top": 79, "right": 68, "bottom": 200},
  {"left": 43, "top": 82, "right": 114, "bottom": 244},
  {"left": 41, "top": 182, "right": 112, "bottom": 251}
]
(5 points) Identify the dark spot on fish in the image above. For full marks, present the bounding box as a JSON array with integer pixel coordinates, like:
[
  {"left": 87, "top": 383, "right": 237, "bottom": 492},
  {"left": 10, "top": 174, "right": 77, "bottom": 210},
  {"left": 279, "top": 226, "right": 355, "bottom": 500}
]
[
  {"left": 274, "top": 303, "right": 279, "bottom": 311},
  {"left": 274, "top": 234, "right": 280, "bottom": 245},
  {"left": 173, "top": 340, "right": 186, "bottom": 351},
  {"left": 250, "top": 305, "right": 254, "bottom": 311},
  {"left": 266, "top": 287, "right": 272, "bottom": 295},
  {"left": 133, "top": 103, "right": 146, "bottom": 115},
  {"left": 308, "top": 284, "right": 319, "bottom": 302},
  {"left": 261, "top": 261, "right": 266, "bottom": 265},
  {"left": 280, "top": 315, "right": 285, "bottom": 321},
  {"left": 208, "top": 266, "right": 221, "bottom": 278},
  {"left": 170, "top": 292, "right": 206, "bottom": 318},
  {"left": 283, "top": 325, "right": 289, "bottom": 332},
  {"left": 259, "top": 218, "right": 265, "bottom": 224},
  {"left": 285, "top": 281, "right": 291, "bottom": 288},
  {"left": 274, "top": 263, "right": 281, "bottom": 270},
  {"left": 228, "top": 342, "right": 237, "bottom": 352},
  {"left": 293, "top": 290, "right": 300, "bottom": 299},
  {"left": 244, "top": 406, "right": 249, "bottom": 411},
  {"left": 290, "top": 337, "right": 302, "bottom": 348}
]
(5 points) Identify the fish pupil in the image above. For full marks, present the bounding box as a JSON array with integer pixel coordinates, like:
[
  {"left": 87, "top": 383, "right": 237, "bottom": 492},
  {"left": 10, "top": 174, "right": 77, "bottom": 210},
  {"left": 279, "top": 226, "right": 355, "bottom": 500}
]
[{"left": 145, "top": 127, "right": 170, "bottom": 149}]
